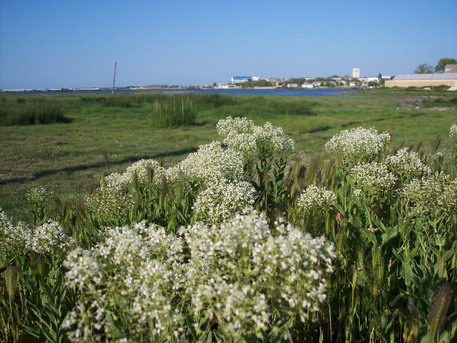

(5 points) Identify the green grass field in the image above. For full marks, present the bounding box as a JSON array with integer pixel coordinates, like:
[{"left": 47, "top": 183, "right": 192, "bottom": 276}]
[{"left": 1, "top": 91, "right": 456, "bottom": 218}]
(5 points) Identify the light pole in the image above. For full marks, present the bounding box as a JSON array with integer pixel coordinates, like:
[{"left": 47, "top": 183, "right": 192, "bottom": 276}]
[{"left": 112, "top": 62, "right": 117, "bottom": 94}]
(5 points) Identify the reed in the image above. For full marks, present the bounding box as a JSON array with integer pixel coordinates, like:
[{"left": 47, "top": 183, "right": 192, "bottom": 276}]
[{"left": 151, "top": 98, "right": 197, "bottom": 127}]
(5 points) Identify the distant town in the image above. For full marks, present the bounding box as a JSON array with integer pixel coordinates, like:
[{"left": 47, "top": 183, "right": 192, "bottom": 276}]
[{"left": 2, "top": 65, "right": 457, "bottom": 92}]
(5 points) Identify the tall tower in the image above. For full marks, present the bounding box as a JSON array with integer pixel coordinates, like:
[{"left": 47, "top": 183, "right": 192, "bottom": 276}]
[{"left": 352, "top": 68, "right": 360, "bottom": 79}]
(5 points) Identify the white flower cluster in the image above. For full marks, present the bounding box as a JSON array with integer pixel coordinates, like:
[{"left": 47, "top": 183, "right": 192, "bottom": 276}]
[
  {"left": 26, "top": 186, "right": 48, "bottom": 206},
  {"left": 400, "top": 172, "right": 457, "bottom": 220},
  {"left": 64, "top": 248, "right": 101, "bottom": 291},
  {"left": 82, "top": 118, "right": 295, "bottom": 228},
  {"left": 325, "top": 127, "right": 391, "bottom": 164},
  {"left": 297, "top": 185, "right": 336, "bottom": 215},
  {"left": 253, "top": 122, "right": 295, "bottom": 157},
  {"left": 64, "top": 222, "right": 185, "bottom": 342},
  {"left": 183, "top": 212, "right": 335, "bottom": 331},
  {"left": 64, "top": 212, "right": 335, "bottom": 341},
  {"left": 193, "top": 180, "right": 255, "bottom": 224},
  {"left": 216, "top": 116, "right": 254, "bottom": 137},
  {"left": 385, "top": 148, "right": 431, "bottom": 182},
  {"left": 84, "top": 159, "right": 165, "bottom": 226},
  {"left": 0, "top": 209, "right": 31, "bottom": 265},
  {"left": 84, "top": 186, "right": 134, "bottom": 226},
  {"left": 104, "top": 159, "right": 165, "bottom": 190},
  {"left": 1, "top": 210, "right": 74, "bottom": 265},
  {"left": 350, "top": 162, "right": 396, "bottom": 197},
  {"left": 191, "top": 279, "right": 270, "bottom": 337},
  {"left": 216, "top": 116, "right": 294, "bottom": 161},
  {"left": 30, "top": 220, "right": 75, "bottom": 254},
  {"left": 167, "top": 141, "right": 245, "bottom": 185},
  {"left": 450, "top": 123, "right": 457, "bottom": 146}
]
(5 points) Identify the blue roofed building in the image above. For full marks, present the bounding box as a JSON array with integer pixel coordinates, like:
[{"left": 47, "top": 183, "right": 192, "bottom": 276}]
[{"left": 231, "top": 76, "right": 252, "bottom": 84}]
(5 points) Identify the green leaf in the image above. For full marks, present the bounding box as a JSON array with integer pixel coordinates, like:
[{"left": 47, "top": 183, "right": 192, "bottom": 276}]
[
  {"left": 4, "top": 264, "right": 18, "bottom": 302},
  {"left": 381, "top": 226, "right": 398, "bottom": 246},
  {"left": 402, "top": 263, "right": 415, "bottom": 287}
]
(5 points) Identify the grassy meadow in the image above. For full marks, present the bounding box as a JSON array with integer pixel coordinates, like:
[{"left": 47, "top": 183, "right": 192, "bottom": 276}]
[
  {"left": 1, "top": 91, "right": 456, "bottom": 218},
  {"left": 1, "top": 90, "right": 457, "bottom": 342}
]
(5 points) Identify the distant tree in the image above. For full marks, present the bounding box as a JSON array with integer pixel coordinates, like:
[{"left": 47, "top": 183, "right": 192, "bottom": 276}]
[
  {"left": 414, "top": 63, "right": 434, "bottom": 74},
  {"left": 435, "top": 58, "right": 457, "bottom": 73},
  {"left": 241, "top": 79, "right": 273, "bottom": 88},
  {"left": 377, "top": 73, "right": 385, "bottom": 86},
  {"left": 286, "top": 78, "right": 308, "bottom": 84}
]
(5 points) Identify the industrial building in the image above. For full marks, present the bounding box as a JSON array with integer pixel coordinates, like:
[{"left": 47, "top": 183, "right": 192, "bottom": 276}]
[{"left": 385, "top": 64, "right": 457, "bottom": 88}]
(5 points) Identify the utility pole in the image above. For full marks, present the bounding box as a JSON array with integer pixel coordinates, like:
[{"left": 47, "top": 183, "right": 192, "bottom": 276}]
[{"left": 112, "top": 61, "right": 117, "bottom": 94}]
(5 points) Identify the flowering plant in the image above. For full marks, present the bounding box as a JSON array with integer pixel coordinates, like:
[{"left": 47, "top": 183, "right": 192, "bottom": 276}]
[
  {"left": 325, "top": 126, "right": 390, "bottom": 165},
  {"left": 63, "top": 212, "right": 335, "bottom": 342}
]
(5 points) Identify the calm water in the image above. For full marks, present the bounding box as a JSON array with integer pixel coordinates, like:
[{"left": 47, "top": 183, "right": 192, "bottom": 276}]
[
  {"left": 2, "top": 88, "right": 359, "bottom": 97},
  {"left": 166, "top": 88, "right": 358, "bottom": 97}
]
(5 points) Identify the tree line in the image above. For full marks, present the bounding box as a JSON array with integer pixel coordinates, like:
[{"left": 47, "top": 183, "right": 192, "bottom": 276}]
[{"left": 415, "top": 57, "right": 457, "bottom": 74}]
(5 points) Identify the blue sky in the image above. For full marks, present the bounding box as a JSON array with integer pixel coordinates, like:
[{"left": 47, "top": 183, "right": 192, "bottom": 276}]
[{"left": 1, "top": 0, "right": 456, "bottom": 89}]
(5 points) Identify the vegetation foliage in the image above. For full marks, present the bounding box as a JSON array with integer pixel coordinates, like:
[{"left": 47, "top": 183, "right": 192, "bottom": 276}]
[
  {"left": 1, "top": 110, "right": 457, "bottom": 342},
  {"left": 0, "top": 97, "right": 70, "bottom": 126}
]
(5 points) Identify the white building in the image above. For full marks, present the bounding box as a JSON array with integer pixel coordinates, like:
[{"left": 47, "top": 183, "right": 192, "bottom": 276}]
[{"left": 352, "top": 68, "right": 360, "bottom": 79}]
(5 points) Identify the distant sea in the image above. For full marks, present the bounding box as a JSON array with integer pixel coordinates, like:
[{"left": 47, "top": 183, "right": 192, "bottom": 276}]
[{"left": 2, "top": 88, "right": 359, "bottom": 97}]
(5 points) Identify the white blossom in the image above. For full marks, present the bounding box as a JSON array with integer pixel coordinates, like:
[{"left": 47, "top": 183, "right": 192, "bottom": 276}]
[
  {"left": 350, "top": 162, "right": 396, "bottom": 198},
  {"left": 385, "top": 148, "right": 431, "bottom": 182},
  {"left": 400, "top": 172, "right": 457, "bottom": 219},
  {"left": 30, "top": 220, "right": 75, "bottom": 254},
  {"left": 84, "top": 186, "right": 134, "bottom": 226},
  {"left": 167, "top": 141, "right": 245, "bottom": 185},
  {"left": 216, "top": 116, "right": 294, "bottom": 161},
  {"left": 26, "top": 186, "right": 49, "bottom": 206},
  {"left": 297, "top": 185, "right": 336, "bottom": 215},
  {"left": 64, "top": 213, "right": 335, "bottom": 341},
  {"left": 193, "top": 180, "right": 255, "bottom": 224},
  {"left": 325, "top": 126, "right": 391, "bottom": 164},
  {"left": 450, "top": 123, "right": 457, "bottom": 142},
  {"left": 0, "top": 209, "right": 31, "bottom": 264}
]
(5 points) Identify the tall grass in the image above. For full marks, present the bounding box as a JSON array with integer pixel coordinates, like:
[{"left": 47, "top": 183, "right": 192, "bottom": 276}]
[
  {"left": 151, "top": 98, "right": 197, "bottom": 127},
  {"left": 0, "top": 98, "right": 70, "bottom": 126}
]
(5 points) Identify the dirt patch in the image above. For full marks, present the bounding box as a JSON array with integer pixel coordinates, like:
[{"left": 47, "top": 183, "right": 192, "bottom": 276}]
[
  {"left": 421, "top": 106, "right": 452, "bottom": 111},
  {"left": 356, "top": 104, "right": 385, "bottom": 108}
]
